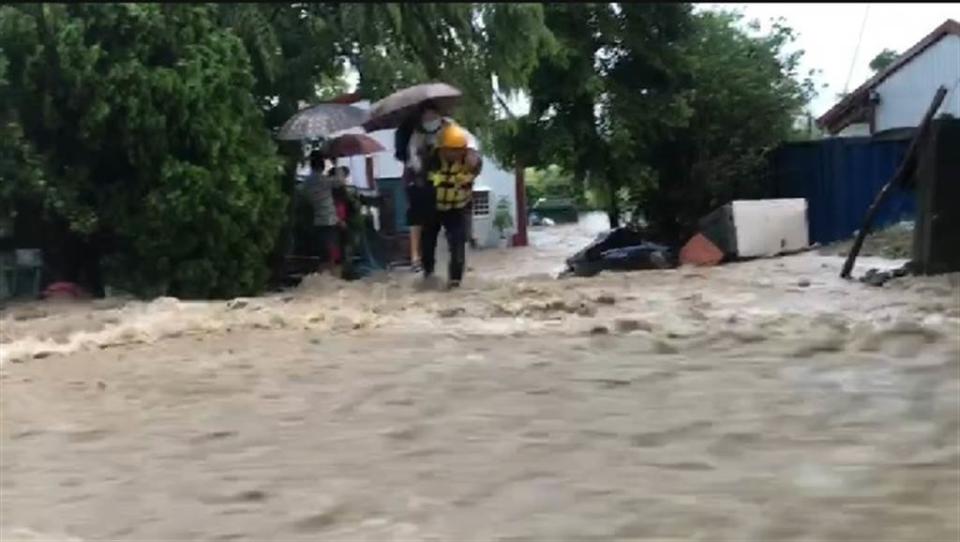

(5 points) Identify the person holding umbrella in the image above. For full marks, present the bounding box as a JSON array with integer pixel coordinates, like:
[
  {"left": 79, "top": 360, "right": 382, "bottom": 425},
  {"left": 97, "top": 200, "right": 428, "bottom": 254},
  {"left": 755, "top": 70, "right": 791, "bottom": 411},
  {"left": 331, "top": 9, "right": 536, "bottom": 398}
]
[
  {"left": 420, "top": 123, "right": 483, "bottom": 289},
  {"left": 362, "top": 83, "right": 482, "bottom": 270},
  {"left": 395, "top": 101, "right": 481, "bottom": 270},
  {"left": 318, "top": 133, "right": 386, "bottom": 279}
]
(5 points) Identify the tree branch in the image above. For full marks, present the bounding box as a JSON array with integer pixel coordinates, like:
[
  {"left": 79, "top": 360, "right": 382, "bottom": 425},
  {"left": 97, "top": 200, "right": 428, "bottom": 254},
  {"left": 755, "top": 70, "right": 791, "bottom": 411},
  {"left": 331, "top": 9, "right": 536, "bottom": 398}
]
[{"left": 494, "top": 89, "right": 517, "bottom": 120}]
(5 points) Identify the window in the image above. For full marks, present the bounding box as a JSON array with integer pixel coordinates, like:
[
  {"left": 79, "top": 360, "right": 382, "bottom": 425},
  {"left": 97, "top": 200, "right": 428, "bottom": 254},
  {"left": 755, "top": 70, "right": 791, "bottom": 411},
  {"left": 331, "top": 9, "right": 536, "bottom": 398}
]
[{"left": 472, "top": 191, "right": 491, "bottom": 216}]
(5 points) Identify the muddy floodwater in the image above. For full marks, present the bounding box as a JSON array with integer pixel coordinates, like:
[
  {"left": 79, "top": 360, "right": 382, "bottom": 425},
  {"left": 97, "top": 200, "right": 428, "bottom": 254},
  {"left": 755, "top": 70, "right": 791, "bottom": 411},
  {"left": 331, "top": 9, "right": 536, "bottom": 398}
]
[{"left": 2, "top": 217, "right": 959, "bottom": 541}]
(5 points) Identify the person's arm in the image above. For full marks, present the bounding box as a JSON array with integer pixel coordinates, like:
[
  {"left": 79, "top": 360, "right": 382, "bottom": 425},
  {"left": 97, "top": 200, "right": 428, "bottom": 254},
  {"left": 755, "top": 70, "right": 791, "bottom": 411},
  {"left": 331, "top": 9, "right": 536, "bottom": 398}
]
[
  {"left": 407, "top": 132, "right": 424, "bottom": 173},
  {"left": 465, "top": 149, "right": 483, "bottom": 174},
  {"left": 317, "top": 174, "right": 339, "bottom": 190}
]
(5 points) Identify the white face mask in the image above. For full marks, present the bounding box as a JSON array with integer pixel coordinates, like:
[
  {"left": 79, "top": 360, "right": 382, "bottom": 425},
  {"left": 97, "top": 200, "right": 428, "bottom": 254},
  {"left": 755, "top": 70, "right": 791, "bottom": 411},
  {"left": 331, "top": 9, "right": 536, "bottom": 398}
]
[{"left": 421, "top": 118, "right": 442, "bottom": 133}]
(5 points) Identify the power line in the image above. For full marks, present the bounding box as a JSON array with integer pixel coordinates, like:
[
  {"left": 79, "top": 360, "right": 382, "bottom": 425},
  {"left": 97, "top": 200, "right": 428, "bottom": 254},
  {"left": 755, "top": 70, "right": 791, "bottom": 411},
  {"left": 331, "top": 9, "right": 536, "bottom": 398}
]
[{"left": 843, "top": 3, "right": 871, "bottom": 95}]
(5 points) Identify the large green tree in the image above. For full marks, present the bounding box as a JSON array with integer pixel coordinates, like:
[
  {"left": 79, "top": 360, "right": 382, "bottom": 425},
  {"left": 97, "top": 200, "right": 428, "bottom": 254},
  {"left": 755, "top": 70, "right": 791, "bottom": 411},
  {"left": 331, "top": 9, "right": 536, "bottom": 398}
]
[
  {"left": 1, "top": 4, "right": 286, "bottom": 298},
  {"left": 497, "top": 5, "right": 814, "bottom": 241},
  {"left": 494, "top": 3, "right": 694, "bottom": 228},
  {"left": 640, "top": 11, "right": 815, "bottom": 242}
]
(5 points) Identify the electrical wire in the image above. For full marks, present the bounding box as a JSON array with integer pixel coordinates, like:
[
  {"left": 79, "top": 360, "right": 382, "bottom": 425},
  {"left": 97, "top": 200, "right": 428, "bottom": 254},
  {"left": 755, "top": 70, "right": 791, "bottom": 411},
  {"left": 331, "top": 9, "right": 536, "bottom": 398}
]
[{"left": 843, "top": 3, "right": 871, "bottom": 95}]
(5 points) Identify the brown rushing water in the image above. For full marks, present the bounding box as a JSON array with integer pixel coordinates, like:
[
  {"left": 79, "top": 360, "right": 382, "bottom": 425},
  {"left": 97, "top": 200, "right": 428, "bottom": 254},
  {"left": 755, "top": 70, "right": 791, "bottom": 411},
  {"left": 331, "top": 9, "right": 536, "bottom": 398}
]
[{"left": 2, "top": 218, "right": 959, "bottom": 541}]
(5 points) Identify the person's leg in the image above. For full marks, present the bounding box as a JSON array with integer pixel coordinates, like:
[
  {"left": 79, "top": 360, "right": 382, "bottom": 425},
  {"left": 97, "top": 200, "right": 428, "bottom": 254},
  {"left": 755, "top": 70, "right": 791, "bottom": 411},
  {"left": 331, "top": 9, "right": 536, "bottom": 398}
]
[
  {"left": 409, "top": 225, "right": 422, "bottom": 269},
  {"left": 420, "top": 215, "right": 442, "bottom": 279},
  {"left": 443, "top": 209, "right": 467, "bottom": 286},
  {"left": 319, "top": 226, "right": 339, "bottom": 274},
  {"left": 315, "top": 226, "right": 329, "bottom": 272},
  {"left": 339, "top": 228, "right": 354, "bottom": 279},
  {"left": 406, "top": 184, "right": 424, "bottom": 270}
]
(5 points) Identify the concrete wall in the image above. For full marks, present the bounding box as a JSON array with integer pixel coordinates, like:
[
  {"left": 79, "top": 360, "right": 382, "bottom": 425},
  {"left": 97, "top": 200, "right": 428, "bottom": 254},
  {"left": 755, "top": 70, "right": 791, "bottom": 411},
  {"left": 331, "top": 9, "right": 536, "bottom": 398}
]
[{"left": 875, "top": 34, "right": 960, "bottom": 133}]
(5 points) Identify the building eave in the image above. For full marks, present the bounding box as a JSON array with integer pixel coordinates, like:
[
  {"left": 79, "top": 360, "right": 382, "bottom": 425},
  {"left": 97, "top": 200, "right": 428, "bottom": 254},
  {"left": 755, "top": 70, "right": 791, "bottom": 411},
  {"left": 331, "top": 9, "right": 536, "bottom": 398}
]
[{"left": 817, "top": 18, "right": 960, "bottom": 134}]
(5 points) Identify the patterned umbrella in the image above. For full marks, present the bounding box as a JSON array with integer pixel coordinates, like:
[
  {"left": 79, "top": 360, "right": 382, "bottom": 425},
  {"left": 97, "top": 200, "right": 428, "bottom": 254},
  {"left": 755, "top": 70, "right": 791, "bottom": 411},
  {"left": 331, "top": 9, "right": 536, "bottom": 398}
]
[
  {"left": 276, "top": 103, "right": 369, "bottom": 141},
  {"left": 362, "top": 82, "right": 462, "bottom": 133},
  {"left": 322, "top": 133, "right": 386, "bottom": 158}
]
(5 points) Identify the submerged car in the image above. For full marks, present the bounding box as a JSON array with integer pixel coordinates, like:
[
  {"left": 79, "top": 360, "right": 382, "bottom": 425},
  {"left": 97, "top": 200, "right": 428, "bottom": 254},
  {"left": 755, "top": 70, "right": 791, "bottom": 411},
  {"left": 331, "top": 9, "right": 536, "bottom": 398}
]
[{"left": 529, "top": 197, "right": 579, "bottom": 225}]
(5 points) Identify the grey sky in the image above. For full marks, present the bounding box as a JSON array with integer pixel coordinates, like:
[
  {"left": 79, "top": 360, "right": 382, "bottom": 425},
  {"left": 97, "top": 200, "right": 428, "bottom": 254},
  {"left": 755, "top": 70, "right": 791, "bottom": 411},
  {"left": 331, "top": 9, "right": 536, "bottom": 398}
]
[{"left": 704, "top": 3, "right": 959, "bottom": 116}]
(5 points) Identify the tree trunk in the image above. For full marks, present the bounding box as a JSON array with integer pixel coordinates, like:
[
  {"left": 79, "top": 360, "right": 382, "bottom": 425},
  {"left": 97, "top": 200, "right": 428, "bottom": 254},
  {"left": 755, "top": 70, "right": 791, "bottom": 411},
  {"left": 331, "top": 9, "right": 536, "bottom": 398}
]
[
  {"left": 606, "top": 180, "right": 621, "bottom": 229},
  {"left": 607, "top": 207, "right": 620, "bottom": 230}
]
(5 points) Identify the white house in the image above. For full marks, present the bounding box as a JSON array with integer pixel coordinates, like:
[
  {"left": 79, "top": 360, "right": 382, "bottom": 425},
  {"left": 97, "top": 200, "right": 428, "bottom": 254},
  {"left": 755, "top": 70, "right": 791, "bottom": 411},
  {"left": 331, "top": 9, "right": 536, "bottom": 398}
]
[
  {"left": 818, "top": 19, "right": 960, "bottom": 136},
  {"left": 319, "top": 96, "right": 522, "bottom": 249}
]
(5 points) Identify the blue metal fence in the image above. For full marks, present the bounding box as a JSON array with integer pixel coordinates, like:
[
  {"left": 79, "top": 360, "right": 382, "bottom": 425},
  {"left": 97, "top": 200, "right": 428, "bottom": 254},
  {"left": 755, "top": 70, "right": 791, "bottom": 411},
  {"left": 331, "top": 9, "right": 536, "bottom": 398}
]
[
  {"left": 374, "top": 177, "right": 409, "bottom": 234},
  {"left": 771, "top": 137, "right": 914, "bottom": 245}
]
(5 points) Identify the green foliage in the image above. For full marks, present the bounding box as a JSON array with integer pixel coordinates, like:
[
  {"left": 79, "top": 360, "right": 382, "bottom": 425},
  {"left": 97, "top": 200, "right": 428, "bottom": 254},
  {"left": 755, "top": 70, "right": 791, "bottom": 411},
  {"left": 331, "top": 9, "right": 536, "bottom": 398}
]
[
  {"left": 492, "top": 196, "right": 514, "bottom": 236},
  {"left": 214, "top": 3, "right": 344, "bottom": 133},
  {"left": 638, "top": 10, "right": 814, "bottom": 241},
  {"left": 499, "top": 4, "right": 815, "bottom": 241},
  {"left": 869, "top": 48, "right": 898, "bottom": 73},
  {"left": 524, "top": 165, "right": 579, "bottom": 206},
  {"left": 1, "top": 4, "right": 285, "bottom": 298},
  {"left": 2, "top": 3, "right": 557, "bottom": 298},
  {"left": 328, "top": 3, "right": 553, "bottom": 144},
  {"left": 215, "top": 3, "right": 554, "bottom": 145},
  {"left": 0, "top": 49, "right": 44, "bottom": 236},
  {"left": 495, "top": 3, "right": 694, "bottom": 228}
]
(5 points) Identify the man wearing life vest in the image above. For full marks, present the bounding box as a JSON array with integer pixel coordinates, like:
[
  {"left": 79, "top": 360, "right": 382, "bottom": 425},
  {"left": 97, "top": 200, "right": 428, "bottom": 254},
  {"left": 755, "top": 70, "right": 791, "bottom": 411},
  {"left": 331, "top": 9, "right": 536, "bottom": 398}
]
[
  {"left": 396, "top": 102, "right": 481, "bottom": 271},
  {"left": 420, "top": 122, "right": 482, "bottom": 289}
]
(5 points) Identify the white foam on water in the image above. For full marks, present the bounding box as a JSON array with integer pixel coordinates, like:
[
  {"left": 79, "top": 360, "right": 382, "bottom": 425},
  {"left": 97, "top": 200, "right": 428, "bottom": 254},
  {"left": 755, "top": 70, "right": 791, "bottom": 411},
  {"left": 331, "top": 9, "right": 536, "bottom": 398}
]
[{"left": 0, "top": 527, "right": 84, "bottom": 541}]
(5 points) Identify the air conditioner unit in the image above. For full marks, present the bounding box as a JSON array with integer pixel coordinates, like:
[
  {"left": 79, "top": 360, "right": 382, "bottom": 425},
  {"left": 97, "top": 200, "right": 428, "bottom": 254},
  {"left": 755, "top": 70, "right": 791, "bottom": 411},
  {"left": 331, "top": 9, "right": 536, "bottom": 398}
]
[{"left": 471, "top": 188, "right": 494, "bottom": 248}]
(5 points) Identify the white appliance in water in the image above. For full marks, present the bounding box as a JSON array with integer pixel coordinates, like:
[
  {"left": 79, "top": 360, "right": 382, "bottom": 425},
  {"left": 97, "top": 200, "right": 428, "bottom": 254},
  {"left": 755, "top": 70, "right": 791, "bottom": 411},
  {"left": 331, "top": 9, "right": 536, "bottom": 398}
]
[
  {"left": 730, "top": 199, "right": 809, "bottom": 257},
  {"left": 701, "top": 199, "right": 809, "bottom": 258}
]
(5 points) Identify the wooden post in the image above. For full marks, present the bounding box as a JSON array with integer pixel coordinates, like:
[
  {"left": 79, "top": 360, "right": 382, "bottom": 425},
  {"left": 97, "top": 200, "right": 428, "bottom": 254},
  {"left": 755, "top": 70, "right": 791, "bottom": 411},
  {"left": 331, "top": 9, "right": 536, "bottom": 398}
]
[
  {"left": 365, "top": 156, "right": 376, "bottom": 191},
  {"left": 840, "top": 86, "right": 948, "bottom": 279},
  {"left": 512, "top": 162, "right": 528, "bottom": 247}
]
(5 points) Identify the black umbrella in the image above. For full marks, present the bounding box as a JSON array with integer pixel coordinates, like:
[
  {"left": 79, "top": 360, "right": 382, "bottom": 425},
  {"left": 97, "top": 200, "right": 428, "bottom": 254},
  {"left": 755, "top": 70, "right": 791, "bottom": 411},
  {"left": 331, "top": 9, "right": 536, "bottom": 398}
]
[
  {"left": 276, "top": 103, "right": 369, "bottom": 141},
  {"left": 362, "top": 82, "right": 462, "bottom": 133}
]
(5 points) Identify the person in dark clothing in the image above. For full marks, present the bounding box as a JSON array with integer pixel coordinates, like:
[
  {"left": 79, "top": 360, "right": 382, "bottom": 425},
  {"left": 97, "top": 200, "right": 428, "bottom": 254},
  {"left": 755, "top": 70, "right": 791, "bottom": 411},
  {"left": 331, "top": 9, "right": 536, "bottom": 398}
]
[
  {"left": 420, "top": 123, "right": 481, "bottom": 289},
  {"left": 395, "top": 101, "right": 481, "bottom": 271},
  {"left": 331, "top": 167, "right": 362, "bottom": 280}
]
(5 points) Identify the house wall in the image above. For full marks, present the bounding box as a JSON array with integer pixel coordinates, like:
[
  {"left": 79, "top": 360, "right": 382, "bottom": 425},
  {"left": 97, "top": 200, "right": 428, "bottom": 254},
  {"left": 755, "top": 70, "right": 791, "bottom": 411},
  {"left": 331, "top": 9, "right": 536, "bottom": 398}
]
[
  {"left": 838, "top": 123, "right": 871, "bottom": 137},
  {"left": 331, "top": 100, "right": 518, "bottom": 248},
  {"left": 874, "top": 34, "right": 960, "bottom": 133}
]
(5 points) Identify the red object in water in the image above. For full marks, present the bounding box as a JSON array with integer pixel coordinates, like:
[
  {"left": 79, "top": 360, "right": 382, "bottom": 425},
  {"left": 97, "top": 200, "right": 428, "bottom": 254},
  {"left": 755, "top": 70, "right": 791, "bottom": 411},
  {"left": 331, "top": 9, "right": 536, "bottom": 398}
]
[
  {"left": 679, "top": 233, "right": 724, "bottom": 266},
  {"left": 43, "top": 281, "right": 89, "bottom": 300}
]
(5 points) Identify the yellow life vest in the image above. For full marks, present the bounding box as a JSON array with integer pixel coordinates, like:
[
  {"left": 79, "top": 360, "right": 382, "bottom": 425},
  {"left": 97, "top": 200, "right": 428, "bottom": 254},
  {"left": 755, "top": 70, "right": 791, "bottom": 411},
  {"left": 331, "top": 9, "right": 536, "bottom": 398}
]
[{"left": 428, "top": 159, "right": 475, "bottom": 211}]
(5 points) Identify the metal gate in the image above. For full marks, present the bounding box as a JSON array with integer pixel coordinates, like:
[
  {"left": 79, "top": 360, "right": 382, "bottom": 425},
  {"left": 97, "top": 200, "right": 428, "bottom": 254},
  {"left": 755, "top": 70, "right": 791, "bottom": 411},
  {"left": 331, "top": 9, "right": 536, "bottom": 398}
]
[{"left": 771, "top": 137, "right": 914, "bottom": 245}]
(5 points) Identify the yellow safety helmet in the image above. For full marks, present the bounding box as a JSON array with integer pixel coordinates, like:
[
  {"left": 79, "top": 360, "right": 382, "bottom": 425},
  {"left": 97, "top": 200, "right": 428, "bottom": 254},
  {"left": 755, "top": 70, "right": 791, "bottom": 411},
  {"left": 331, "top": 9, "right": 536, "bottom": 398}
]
[{"left": 438, "top": 123, "right": 469, "bottom": 149}]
